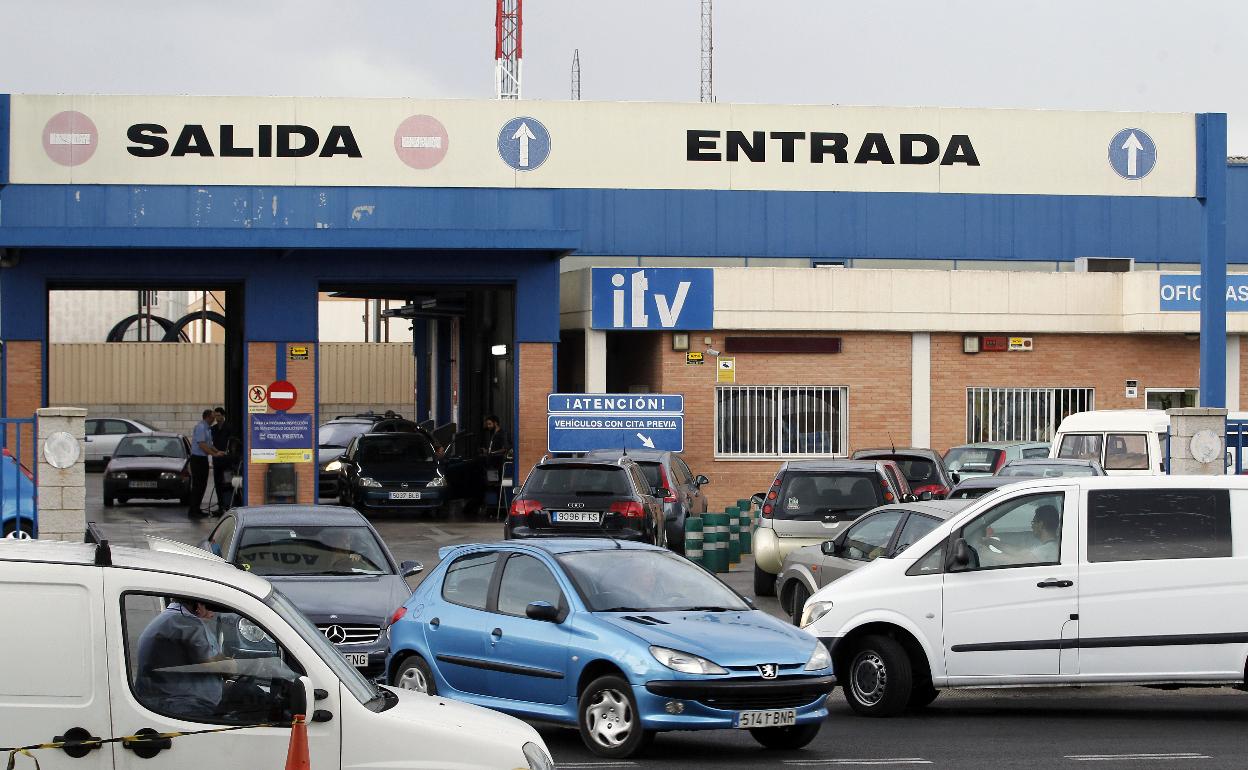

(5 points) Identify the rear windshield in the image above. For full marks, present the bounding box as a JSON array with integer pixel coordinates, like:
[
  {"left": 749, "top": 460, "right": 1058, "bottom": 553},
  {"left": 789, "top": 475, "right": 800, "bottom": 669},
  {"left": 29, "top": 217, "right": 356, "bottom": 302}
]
[
  {"left": 636, "top": 462, "right": 662, "bottom": 489},
  {"left": 524, "top": 465, "right": 633, "bottom": 496},
  {"left": 943, "top": 447, "right": 1003, "bottom": 474},
  {"left": 357, "top": 434, "right": 436, "bottom": 463},
  {"left": 774, "top": 472, "right": 883, "bottom": 520},
  {"left": 891, "top": 458, "right": 939, "bottom": 485}
]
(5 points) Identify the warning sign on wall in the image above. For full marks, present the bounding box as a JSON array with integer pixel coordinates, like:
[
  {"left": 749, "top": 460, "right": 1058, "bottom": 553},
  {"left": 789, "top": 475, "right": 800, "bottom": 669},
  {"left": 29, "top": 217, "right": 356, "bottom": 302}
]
[{"left": 717, "top": 357, "right": 736, "bottom": 383}]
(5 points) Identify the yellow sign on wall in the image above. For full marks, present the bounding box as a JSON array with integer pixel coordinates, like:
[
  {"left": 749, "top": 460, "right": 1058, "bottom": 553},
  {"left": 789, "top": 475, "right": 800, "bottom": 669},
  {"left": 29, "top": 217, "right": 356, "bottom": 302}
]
[{"left": 717, "top": 357, "right": 736, "bottom": 383}]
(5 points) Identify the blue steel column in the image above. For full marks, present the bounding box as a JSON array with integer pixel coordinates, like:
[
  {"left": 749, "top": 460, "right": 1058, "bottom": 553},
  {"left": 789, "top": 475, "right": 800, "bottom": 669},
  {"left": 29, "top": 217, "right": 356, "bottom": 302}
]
[{"left": 1199, "top": 113, "right": 1228, "bottom": 408}]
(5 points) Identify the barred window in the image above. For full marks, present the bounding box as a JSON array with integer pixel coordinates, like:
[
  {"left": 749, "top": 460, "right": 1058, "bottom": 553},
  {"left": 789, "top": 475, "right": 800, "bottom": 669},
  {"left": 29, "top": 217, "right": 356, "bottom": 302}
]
[
  {"left": 715, "top": 385, "right": 847, "bottom": 457},
  {"left": 966, "top": 387, "right": 1094, "bottom": 444}
]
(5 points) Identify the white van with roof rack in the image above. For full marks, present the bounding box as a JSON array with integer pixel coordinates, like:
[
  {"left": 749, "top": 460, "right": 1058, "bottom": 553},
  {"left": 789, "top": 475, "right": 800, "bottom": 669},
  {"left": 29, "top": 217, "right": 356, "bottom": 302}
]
[
  {"left": 0, "top": 539, "right": 554, "bottom": 770},
  {"left": 1050, "top": 409, "right": 1248, "bottom": 475}
]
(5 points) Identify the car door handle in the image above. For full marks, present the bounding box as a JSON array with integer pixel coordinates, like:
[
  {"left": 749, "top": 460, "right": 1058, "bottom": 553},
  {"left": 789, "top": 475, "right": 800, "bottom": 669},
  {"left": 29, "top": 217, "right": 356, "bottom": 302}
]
[
  {"left": 122, "top": 728, "right": 173, "bottom": 758},
  {"left": 54, "top": 727, "right": 103, "bottom": 758},
  {"left": 1036, "top": 579, "right": 1074, "bottom": 588},
  {"left": 428, "top": 617, "right": 440, "bottom": 628},
  {"left": 490, "top": 628, "right": 503, "bottom": 642}
]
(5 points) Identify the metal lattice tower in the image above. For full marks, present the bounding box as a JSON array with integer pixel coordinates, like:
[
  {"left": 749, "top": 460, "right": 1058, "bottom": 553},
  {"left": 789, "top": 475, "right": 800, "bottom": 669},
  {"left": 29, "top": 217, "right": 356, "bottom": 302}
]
[
  {"left": 700, "top": 0, "right": 713, "bottom": 102},
  {"left": 571, "top": 49, "right": 581, "bottom": 100},
  {"left": 495, "top": 0, "right": 523, "bottom": 100}
]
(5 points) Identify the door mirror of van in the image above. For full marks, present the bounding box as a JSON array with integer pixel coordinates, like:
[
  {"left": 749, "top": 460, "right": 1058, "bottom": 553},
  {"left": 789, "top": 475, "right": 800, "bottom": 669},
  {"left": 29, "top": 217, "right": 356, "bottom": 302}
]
[
  {"left": 653, "top": 487, "right": 671, "bottom": 500},
  {"left": 525, "top": 601, "right": 561, "bottom": 623},
  {"left": 952, "top": 538, "right": 972, "bottom": 568},
  {"left": 400, "top": 561, "right": 424, "bottom": 579},
  {"left": 751, "top": 493, "right": 766, "bottom": 507},
  {"left": 949, "top": 471, "right": 960, "bottom": 484},
  {"left": 695, "top": 474, "right": 710, "bottom": 486}
]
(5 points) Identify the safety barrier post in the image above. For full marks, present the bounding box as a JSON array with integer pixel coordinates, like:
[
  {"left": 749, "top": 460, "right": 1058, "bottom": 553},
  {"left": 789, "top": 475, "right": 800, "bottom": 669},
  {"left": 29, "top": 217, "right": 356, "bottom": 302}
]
[
  {"left": 736, "top": 500, "right": 753, "bottom": 555},
  {"left": 683, "top": 515, "right": 704, "bottom": 566},
  {"left": 726, "top": 506, "right": 741, "bottom": 565},
  {"left": 703, "top": 512, "right": 727, "bottom": 572}
]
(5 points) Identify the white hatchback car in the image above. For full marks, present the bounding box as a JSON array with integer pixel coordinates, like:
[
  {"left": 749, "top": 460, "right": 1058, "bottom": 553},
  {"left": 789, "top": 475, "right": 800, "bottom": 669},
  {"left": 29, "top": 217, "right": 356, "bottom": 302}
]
[
  {"left": 86, "top": 416, "right": 159, "bottom": 466},
  {"left": 801, "top": 475, "right": 1248, "bottom": 716}
]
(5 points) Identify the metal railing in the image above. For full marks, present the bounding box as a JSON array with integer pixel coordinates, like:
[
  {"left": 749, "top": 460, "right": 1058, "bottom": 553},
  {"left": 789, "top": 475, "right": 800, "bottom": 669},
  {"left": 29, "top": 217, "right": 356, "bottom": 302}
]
[
  {"left": 1227, "top": 420, "right": 1248, "bottom": 475},
  {"left": 0, "top": 417, "right": 39, "bottom": 539}
]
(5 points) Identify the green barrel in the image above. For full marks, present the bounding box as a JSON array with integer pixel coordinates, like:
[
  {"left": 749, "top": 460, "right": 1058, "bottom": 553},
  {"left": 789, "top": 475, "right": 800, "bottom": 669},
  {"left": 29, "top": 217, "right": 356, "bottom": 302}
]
[
  {"left": 683, "top": 515, "right": 704, "bottom": 566},
  {"left": 703, "top": 512, "right": 728, "bottom": 572},
  {"left": 727, "top": 506, "right": 741, "bottom": 565},
  {"left": 737, "top": 498, "right": 754, "bottom": 516},
  {"left": 738, "top": 506, "right": 753, "bottom": 555}
]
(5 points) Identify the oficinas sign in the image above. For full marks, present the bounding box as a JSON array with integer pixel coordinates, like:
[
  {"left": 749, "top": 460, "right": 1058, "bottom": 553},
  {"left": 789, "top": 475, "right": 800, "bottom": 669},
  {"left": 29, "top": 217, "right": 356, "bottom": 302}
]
[
  {"left": 126, "top": 124, "right": 363, "bottom": 158},
  {"left": 686, "top": 130, "right": 979, "bottom": 166}
]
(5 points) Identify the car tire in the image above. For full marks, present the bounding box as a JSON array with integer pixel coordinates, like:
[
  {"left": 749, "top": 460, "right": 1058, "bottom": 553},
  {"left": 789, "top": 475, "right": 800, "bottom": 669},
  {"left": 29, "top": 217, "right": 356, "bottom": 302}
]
[
  {"left": 907, "top": 681, "right": 940, "bottom": 710},
  {"left": 842, "top": 634, "right": 913, "bottom": 717},
  {"left": 578, "top": 674, "right": 653, "bottom": 759},
  {"left": 2, "top": 520, "right": 34, "bottom": 539},
  {"left": 117, "top": 498, "right": 130, "bottom": 506},
  {"left": 749, "top": 722, "right": 821, "bottom": 751},
  {"left": 103, "top": 495, "right": 115, "bottom": 508},
  {"left": 392, "top": 655, "right": 437, "bottom": 696},
  {"left": 787, "top": 582, "right": 810, "bottom": 626},
  {"left": 754, "top": 563, "right": 777, "bottom": 597}
]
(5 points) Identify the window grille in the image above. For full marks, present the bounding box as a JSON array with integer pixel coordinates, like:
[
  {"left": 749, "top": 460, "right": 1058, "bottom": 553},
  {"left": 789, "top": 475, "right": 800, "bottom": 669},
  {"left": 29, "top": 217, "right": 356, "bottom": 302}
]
[
  {"left": 715, "top": 385, "right": 847, "bottom": 457},
  {"left": 966, "top": 387, "right": 1094, "bottom": 443}
]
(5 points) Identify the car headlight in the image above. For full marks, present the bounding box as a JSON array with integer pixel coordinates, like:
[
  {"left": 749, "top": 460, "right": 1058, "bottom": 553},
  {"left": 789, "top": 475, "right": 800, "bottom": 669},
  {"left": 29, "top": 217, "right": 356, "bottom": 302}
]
[
  {"left": 522, "top": 742, "right": 554, "bottom": 770},
  {"left": 324, "top": 460, "right": 342, "bottom": 472},
  {"left": 804, "top": 642, "right": 832, "bottom": 671},
  {"left": 109, "top": 471, "right": 127, "bottom": 480},
  {"left": 358, "top": 476, "right": 383, "bottom": 488},
  {"left": 160, "top": 472, "right": 179, "bottom": 481},
  {"left": 650, "top": 645, "right": 728, "bottom": 675},
  {"left": 800, "top": 600, "right": 834, "bottom": 629},
  {"left": 238, "top": 617, "right": 273, "bottom": 645},
  {"left": 426, "top": 475, "right": 447, "bottom": 488}
]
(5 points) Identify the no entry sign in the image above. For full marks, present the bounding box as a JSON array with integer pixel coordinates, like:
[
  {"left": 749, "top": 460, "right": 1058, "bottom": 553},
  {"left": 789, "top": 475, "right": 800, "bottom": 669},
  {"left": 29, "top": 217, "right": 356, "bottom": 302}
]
[{"left": 267, "top": 380, "right": 297, "bottom": 411}]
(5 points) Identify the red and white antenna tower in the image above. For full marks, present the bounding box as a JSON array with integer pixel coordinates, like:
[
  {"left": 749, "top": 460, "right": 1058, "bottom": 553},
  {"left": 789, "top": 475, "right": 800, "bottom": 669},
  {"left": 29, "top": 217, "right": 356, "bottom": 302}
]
[
  {"left": 495, "top": 0, "right": 523, "bottom": 100},
  {"left": 700, "top": 0, "right": 713, "bottom": 102}
]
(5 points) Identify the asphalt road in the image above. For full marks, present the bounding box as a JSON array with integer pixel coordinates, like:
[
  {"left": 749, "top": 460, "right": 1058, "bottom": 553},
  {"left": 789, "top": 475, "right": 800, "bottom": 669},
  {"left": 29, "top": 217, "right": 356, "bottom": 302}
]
[{"left": 85, "top": 475, "right": 1248, "bottom": 769}]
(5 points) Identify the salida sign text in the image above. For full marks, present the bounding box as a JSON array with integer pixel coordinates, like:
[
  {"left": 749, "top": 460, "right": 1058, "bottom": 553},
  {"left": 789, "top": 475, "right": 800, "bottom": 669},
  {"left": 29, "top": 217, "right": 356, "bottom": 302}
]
[{"left": 127, "top": 123, "right": 363, "bottom": 158}]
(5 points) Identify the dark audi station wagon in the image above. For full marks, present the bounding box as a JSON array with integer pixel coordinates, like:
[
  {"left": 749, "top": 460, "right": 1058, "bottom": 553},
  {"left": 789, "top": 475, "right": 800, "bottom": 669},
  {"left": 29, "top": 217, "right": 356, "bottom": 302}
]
[{"left": 505, "top": 457, "right": 666, "bottom": 545}]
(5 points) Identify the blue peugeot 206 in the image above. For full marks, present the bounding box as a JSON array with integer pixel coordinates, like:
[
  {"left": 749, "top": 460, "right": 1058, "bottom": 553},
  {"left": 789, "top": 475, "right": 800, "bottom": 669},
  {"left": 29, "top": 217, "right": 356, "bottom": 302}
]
[{"left": 385, "top": 539, "right": 835, "bottom": 758}]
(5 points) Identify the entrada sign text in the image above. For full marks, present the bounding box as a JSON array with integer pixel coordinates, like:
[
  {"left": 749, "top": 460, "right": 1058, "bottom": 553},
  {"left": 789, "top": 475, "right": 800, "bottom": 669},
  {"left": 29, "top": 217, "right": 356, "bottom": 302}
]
[{"left": 687, "top": 131, "right": 979, "bottom": 166}]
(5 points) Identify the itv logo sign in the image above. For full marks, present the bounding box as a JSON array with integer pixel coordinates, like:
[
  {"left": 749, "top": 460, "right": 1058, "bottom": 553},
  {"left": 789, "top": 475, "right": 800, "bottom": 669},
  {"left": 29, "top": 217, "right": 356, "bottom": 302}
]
[{"left": 591, "top": 268, "right": 714, "bottom": 330}]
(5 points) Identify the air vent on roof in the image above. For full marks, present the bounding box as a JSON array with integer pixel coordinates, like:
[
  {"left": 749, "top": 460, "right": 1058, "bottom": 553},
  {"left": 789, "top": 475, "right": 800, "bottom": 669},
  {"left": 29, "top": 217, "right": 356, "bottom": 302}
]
[{"left": 1074, "top": 257, "right": 1134, "bottom": 273}]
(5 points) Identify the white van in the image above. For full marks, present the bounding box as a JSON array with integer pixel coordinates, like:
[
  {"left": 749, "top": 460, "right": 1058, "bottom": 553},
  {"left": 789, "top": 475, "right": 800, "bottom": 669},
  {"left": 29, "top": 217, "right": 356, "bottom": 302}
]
[
  {"left": 1048, "top": 409, "right": 1170, "bottom": 475},
  {"left": 0, "top": 540, "right": 555, "bottom": 770},
  {"left": 801, "top": 475, "right": 1248, "bottom": 716}
]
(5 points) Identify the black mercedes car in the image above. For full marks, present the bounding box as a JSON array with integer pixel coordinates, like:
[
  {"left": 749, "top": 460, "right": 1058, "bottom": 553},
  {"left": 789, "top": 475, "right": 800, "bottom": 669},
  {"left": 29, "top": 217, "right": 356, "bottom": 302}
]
[
  {"left": 201, "top": 504, "right": 422, "bottom": 680},
  {"left": 102, "top": 433, "right": 191, "bottom": 507}
]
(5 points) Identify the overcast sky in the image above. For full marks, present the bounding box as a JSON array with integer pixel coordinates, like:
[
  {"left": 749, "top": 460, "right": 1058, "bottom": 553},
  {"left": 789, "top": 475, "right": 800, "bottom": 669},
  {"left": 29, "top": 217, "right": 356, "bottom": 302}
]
[{"left": 4, "top": 0, "right": 1248, "bottom": 152}]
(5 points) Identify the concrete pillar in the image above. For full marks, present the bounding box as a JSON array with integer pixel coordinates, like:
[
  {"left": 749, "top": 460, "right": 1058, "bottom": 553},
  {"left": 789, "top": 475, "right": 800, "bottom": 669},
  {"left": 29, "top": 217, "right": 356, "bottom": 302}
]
[
  {"left": 1226, "top": 335, "right": 1240, "bottom": 412},
  {"left": 585, "top": 329, "right": 607, "bottom": 393},
  {"left": 911, "top": 333, "right": 931, "bottom": 447},
  {"left": 35, "top": 406, "right": 87, "bottom": 541},
  {"left": 1166, "top": 407, "right": 1228, "bottom": 475}
]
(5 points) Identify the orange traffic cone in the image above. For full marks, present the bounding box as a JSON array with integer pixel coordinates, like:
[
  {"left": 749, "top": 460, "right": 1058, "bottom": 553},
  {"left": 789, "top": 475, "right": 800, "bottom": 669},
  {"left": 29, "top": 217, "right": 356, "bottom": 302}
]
[{"left": 285, "top": 714, "right": 310, "bottom": 770}]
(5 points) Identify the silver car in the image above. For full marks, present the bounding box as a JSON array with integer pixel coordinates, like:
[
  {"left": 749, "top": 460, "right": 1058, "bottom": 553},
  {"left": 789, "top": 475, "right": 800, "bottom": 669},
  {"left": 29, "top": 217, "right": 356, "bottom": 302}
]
[
  {"left": 775, "top": 499, "right": 971, "bottom": 624},
  {"left": 85, "top": 417, "right": 159, "bottom": 467}
]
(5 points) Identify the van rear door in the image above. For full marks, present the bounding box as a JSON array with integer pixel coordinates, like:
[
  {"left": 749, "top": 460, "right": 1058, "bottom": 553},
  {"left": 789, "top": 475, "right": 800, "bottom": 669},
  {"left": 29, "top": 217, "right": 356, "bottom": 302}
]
[{"left": 0, "top": 561, "right": 113, "bottom": 770}]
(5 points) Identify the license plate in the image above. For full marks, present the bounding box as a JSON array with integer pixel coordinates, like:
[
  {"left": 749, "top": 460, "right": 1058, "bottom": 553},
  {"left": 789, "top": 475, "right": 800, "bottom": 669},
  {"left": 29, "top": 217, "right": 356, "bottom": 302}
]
[
  {"left": 343, "top": 653, "right": 369, "bottom": 667},
  {"left": 735, "top": 709, "right": 797, "bottom": 729},
  {"left": 129, "top": 481, "right": 158, "bottom": 488},
  {"left": 552, "top": 511, "right": 601, "bottom": 523},
  {"left": 389, "top": 491, "right": 421, "bottom": 500}
]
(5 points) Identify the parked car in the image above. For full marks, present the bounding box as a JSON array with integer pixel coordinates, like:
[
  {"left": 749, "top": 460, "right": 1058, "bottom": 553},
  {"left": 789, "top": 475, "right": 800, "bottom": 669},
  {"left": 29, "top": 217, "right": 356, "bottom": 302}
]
[
  {"left": 101, "top": 433, "right": 191, "bottom": 507},
  {"left": 387, "top": 539, "right": 834, "bottom": 758},
  {"left": 0, "top": 539, "right": 554, "bottom": 770},
  {"left": 317, "top": 415, "right": 384, "bottom": 498},
  {"left": 85, "top": 416, "right": 159, "bottom": 468},
  {"left": 200, "top": 505, "right": 422, "bottom": 680},
  {"left": 801, "top": 475, "right": 1248, "bottom": 718},
  {"left": 997, "top": 457, "right": 1106, "bottom": 477},
  {"left": 947, "top": 475, "right": 1019, "bottom": 499},
  {"left": 851, "top": 448, "right": 955, "bottom": 498},
  {"left": 584, "top": 449, "right": 709, "bottom": 551},
  {"left": 943, "top": 441, "right": 1050, "bottom": 479},
  {"left": 776, "top": 500, "right": 971, "bottom": 624},
  {"left": 335, "top": 431, "right": 447, "bottom": 515},
  {"left": 506, "top": 457, "right": 666, "bottom": 545},
  {"left": 751, "top": 460, "right": 913, "bottom": 597},
  {"left": 0, "top": 450, "right": 36, "bottom": 538}
]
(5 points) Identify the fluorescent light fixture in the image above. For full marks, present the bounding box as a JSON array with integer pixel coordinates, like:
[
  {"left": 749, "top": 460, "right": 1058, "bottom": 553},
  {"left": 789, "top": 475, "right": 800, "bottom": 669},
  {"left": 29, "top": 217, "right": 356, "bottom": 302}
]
[{"left": 491, "top": 344, "right": 508, "bottom": 356}]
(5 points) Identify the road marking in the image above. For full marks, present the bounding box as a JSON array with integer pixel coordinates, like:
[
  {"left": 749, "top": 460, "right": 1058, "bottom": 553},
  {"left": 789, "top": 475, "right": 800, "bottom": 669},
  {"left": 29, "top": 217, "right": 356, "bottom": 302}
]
[
  {"left": 1065, "top": 754, "right": 1210, "bottom": 762},
  {"left": 783, "top": 760, "right": 932, "bottom": 766}
]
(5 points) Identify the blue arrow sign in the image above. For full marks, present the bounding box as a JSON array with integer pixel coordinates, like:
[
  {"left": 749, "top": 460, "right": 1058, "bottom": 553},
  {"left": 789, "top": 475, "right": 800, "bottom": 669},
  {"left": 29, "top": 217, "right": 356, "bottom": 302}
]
[
  {"left": 498, "top": 116, "right": 551, "bottom": 171},
  {"left": 1108, "top": 128, "right": 1157, "bottom": 180}
]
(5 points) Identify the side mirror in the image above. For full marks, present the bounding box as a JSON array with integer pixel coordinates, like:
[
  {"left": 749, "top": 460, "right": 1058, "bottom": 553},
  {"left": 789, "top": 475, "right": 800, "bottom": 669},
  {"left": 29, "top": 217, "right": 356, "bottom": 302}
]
[
  {"left": 400, "top": 560, "right": 424, "bottom": 578},
  {"left": 525, "top": 601, "right": 561, "bottom": 623},
  {"left": 902, "top": 493, "right": 919, "bottom": 503},
  {"left": 820, "top": 539, "right": 839, "bottom": 556},
  {"left": 653, "top": 487, "right": 671, "bottom": 500},
  {"left": 952, "top": 538, "right": 972, "bottom": 568},
  {"left": 695, "top": 474, "right": 710, "bottom": 486},
  {"left": 950, "top": 471, "right": 961, "bottom": 484},
  {"left": 289, "top": 675, "right": 312, "bottom": 718},
  {"left": 918, "top": 491, "right": 933, "bottom": 501},
  {"left": 751, "top": 492, "right": 766, "bottom": 506},
  {"left": 742, "top": 595, "right": 756, "bottom": 609}
]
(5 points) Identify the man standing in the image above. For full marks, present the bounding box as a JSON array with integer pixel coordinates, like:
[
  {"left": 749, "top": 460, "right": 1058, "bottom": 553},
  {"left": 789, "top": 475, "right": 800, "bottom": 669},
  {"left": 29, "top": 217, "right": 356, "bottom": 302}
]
[
  {"left": 188, "top": 410, "right": 224, "bottom": 519},
  {"left": 210, "top": 407, "right": 234, "bottom": 515}
]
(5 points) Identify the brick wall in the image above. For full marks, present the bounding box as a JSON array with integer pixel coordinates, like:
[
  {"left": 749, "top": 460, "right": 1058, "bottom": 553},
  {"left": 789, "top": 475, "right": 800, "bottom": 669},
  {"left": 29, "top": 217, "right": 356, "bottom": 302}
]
[
  {"left": 930, "top": 333, "right": 1201, "bottom": 453},
  {"left": 517, "top": 343, "right": 554, "bottom": 486},
  {"left": 5, "top": 341, "right": 44, "bottom": 468},
  {"left": 656, "top": 331, "right": 914, "bottom": 511}
]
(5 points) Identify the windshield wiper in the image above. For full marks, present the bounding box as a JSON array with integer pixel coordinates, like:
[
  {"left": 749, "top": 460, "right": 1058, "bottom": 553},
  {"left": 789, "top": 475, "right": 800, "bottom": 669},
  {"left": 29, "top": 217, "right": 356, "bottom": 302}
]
[
  {"left": 679, "top": 605, "right": 736, "bottom": 612},
  {"left": 595, "top": 606, "right": 646, "bottom": 613}
]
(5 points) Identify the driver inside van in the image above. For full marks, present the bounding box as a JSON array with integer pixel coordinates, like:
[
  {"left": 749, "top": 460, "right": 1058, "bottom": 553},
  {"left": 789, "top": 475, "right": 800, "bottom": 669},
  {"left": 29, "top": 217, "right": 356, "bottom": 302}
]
[{"left": 1025, "top": 504, "right": 1061, "bottom": 564}]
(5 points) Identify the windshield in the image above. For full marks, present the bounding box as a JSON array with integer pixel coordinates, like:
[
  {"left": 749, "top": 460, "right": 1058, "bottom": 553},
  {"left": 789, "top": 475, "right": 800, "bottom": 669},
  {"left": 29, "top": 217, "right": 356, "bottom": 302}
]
[
  {"left": 318, "top": 422, "right": 372, "bottom": 449},
  {"left": 263, "top": 588, "right": 384, "bottom": 708},
  {"left": 237, "top": 525, "right": 392, "bottom": 576},
  {"left": 944, "top": 447, "right": 1003, "bottom": 474},
  {"left": 999, "top": 463, "right": 1098, "bottom": 478},
  {"left": 358, "top": 434, "right": 436, "bottom": 463},
  {"left": 523, "top": 465, "right": 633, "bottom": 496},
  {"left": 890, "top": 458, "right": 940, "bottom": 485},
  {"left": 558, "top": 549, "right": 749, "bottom": 612},
  {"left": 115, "top": 435, "right": 186, "bottom": 459},
  {"left": 774, "top": 471, "right": 883, "bottom": 521}
]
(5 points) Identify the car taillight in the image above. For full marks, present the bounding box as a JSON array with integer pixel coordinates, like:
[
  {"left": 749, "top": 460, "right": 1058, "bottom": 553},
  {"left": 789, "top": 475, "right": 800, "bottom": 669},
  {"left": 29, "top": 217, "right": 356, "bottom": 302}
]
[
  {"left": 763, "top": 475, "right": 782, "bottom": 518},
  {"left": 762, "top": 504, "right": 773, "bottom": 517},
  {"left": 388, "top": 606, "right": 407, "bottom": 626},
  {"left": 993, "top": 452, "right": 1007, "bottom": 472},
  {"left": 610, "top": 501, "right": 645, "bottom": 518},
  {"left": 881, "top": 478, "right": 894, "bottom": 503},
  {"left": 658, "top": 465, "right": 677, "bottom": 503},
  {"left": 510, "top": 499, "right": 542, "bottom": 517}
]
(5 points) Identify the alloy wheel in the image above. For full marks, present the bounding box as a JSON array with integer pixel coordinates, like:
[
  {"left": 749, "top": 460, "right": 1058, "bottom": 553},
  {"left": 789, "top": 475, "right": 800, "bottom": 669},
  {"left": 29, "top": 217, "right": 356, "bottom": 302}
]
[{"left": 585, "top": 688, "right": 633, "bottom": 748}]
